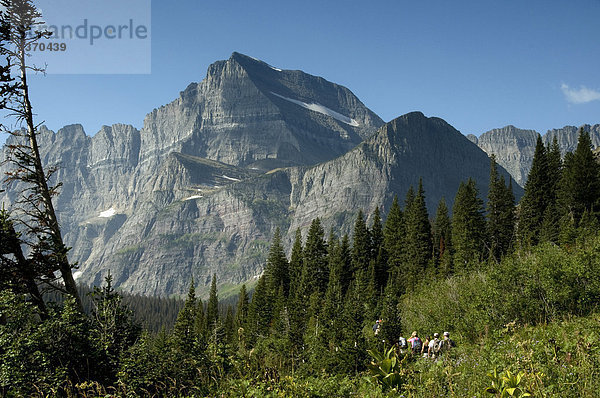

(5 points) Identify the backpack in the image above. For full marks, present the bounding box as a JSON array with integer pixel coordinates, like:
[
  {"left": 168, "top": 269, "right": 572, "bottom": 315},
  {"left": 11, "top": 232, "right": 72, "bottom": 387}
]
[
  {"left": 431, "top": 339, "right": 441, "bottom": 356},
  {"left": 399, "top": 337, "right": 407, "bottom": 349},
  {"left": 411, "top": 337, "right": 422, "bottom": 353}
]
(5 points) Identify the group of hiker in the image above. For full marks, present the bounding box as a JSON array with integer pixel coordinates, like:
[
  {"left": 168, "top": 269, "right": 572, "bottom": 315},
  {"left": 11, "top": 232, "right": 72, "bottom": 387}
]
[
  {"left": 400, "top": 331, "right": 455, "bottom": 358},
  {"left": 373, "top": 320, "right": 456, "bottom": 359}
]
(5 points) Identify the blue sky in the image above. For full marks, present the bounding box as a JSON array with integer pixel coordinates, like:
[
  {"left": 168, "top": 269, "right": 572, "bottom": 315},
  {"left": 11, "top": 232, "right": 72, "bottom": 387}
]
[{"left": 7, "top": 0, "right": 600, "bottom": 142}]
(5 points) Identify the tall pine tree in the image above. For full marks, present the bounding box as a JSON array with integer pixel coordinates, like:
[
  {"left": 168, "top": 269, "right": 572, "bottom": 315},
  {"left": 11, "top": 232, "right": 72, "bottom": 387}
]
[
  {"left": 206, "top": 274, "right": 219, "bottom": 332},
  {"left": 264, "top": 227, "right": 290, "bottom": 297},
  {"left": 452, "top": 179, "right": 486, "bottom": 270},
  {"left": 518, "top": 135, "right": 550, "bottom": 246},
  {"left": 403, "top": 180, "right": 432, "bottom": 291},
  {"left": 486, "top": 155, "right": 515, "bottom": 261},
  {"left": 299, "top": 218, "right": 329, "bottom": 298},
  {"left": 558, "top": 128, "right": 600, "bottom": 225},
  {"left": 432, "top": 198, "right": 453, "bottom": 276},
  {"left": 351, "top": 210, "right": 372, "bottom": 276}
]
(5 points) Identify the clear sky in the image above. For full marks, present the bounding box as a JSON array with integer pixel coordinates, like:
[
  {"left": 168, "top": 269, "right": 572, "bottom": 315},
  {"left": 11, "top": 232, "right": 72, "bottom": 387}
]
[{"left": 5, "top": 0, "right": 600, "bottom": 143}]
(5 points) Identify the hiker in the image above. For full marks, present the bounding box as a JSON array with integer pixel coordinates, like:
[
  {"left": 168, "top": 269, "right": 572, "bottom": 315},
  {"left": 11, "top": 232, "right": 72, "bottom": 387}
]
[
  {"left": 398, "top": 335, "right": 408, "bottom": 354},
  {"left": 439, "top": 331, "right": 456, "bottom": 354},
  {"left": 428, "top": 332, "right": 441, "bottom": 358},
  {"left": 372, "top": 319, "right": 381, "bottom": 335},
  {"left": 407, "top": 331, "right": 422, "bottom": 355},
  {"left": 421, "top": 335, "right": 431, "bottom": 357}
]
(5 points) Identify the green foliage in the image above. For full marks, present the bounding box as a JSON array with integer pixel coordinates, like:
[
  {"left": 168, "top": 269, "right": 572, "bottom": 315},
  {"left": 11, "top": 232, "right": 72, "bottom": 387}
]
[
  {"left": 452, "top": 178, "right": 486, "bottom": 270},
  {"left": 403, "top": 180, "right": 432, "bottom": 291},
  {"left": 485, "top": 368, "right": 532, "bottom": 397},
  {"left": 89, "top": 273, "right": 141, "bottom": 384},
  {"left": 351, "top": 210, "right": 372, "bottom": 276},
  {"left": 433, "top": 198, "right": 453, "bottom": 276},
  {"left": 0, "top": 291, "right": 95, "bottom": 396},
  {"left": 519, "top": 135, "right": 551, "bottom": 246},
  {"left": 265, "top": 227, "right": 290, "bottom": 296},
  {"left": 367, "top": 346, "right": 409, "bottom": 393},
  {"left": 487, "top": 156, "right": 516, "bottom": 261},
  {"left": 558, "top": 129, "right": 600, "bottom": 225},
  {"left": 299, "top": 218, "right": 328, "bottom": 298},
  {"left": 206, "top": 273, "right": 219, "bottom": 331}
]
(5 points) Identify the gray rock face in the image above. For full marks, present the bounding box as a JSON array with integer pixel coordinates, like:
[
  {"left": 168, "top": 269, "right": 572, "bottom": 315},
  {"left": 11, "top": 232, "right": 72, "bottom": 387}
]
[
  {"left": 138, "top": 52, "right": 383, "bottom": 171},
  {"left": 0, "top": 54, "right": 514, "bottom": 298},
  {"left": 471, "top": 124, "right": 600, "bottom": 187},
  {"left": 52, "top": 112, "right": 518, "bottom": 297}
]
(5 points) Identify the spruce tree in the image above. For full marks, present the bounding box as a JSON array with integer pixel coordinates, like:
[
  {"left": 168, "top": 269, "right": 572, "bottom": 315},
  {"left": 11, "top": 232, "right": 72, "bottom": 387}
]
[
  {"left": 247, "top": 275, "right": 271, "bottom": 344},
  {"left": 370, "top": 207, "right": 388, "bottom": 292},
  {"left": 486, "top": 155, "right": 515, "bottom": 260},
  {"left": 288, "top": 228, "right": 303, "bottom": 300},
  {"left": 338, "top": 234, "right": 353, "bottom": 295},
  {"left": 379, "top": 275, "right": 402, "bottom": 347},
  {"left": 172, "top": 280, "right": 199, "bottom": 353},
  {"left": 558, "top": 129, "right": 600, "bottom": 224},
  {"left": 518, "top": 135, "right": 549, "bottom": 246},
  {"left": 351, "top": 210, "right": 372, "bottom": 276},
  {"left": 264, "top": 227, "right": 290, "bottom": 296},
  {"left": 403, "top": 180, "right": 432, "bottom": 291},
  {"left": 432, "top": 198, "right": 453, "bottom": 276},
  {"left": 371, "top": 207, "right": 384, "bottom": 256},
  {"left": 452, "top": 179, "right": 486, "bottom": 270},
  {"left": 383, "top": 196, "right": 404, "bottom": 285},
  {"left": 206, "top": 274, "right": 219, "bottom": 331},
  {"left": 540, "top": 137, "right": 563, "bottom": 243},
  {"left": 224, "top": 305, "right": 236, "bottom": 348},
  {"left": 299, "top": 218, "right": 328, "bottom": 298},
  {"left": 235, "top": 284, "right": 249, "bottom": 328}
]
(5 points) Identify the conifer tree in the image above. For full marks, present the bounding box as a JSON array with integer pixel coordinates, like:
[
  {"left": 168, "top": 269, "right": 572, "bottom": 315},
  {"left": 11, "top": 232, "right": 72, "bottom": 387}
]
[
  {"left": 322, "top": 239, "right": 344, "bottom": 333},
  {"left": 172, "top": 280, "right": 200, "bottom": 353},
  {"left": 379, "top": 275, "right": 402, "bottom": 346},
  {"left": 371, "top": 207, "right": 384, "bottom": 256},
  {"left": 383, "top": 196, "right": 404, "bottom": 284},
  {"left": 299, "top": 218, "right": 328, "bottom": 298},
  {"left": 206, "top": 274, "right": 219, "bottom": 331},
  {"left": 452, "top": 179, "right": 486, "bottom": 270},
  {"left": 432, "top": 198, "right": 453, "bottom": 276},
  {"left": 247, "top": 275, "right": 271, "bottom": 344},
  {"left": 518, "top": 135, "right": 549, "bottom": 245},
  {"left": 547, "top": 136, "right": 563, "bottom": 198},
  {"left": 558, "top": 129, "right": 600, "bottom": 224},
  {"left": 338, "top": 234, "right": 353, "bottom": 295},
  {"left": 486, "top": 155, "right": 515, "bottom": 260},
  {"left": 303, "top": 291, "right": 327, "bottom": 368},
  {"left": 0, "top": 0, "right": 82, "bottom": 310},
  {"left": 339, "top": 272, "right": 367, "bottom": 373},
  {"left": 195, "top": 297, "right": 206, "bottom": 337},
  {"left": 288, "top": 228, "right": 303, "bottom": 299},
  {"left": 224, "top": 305, "right": 236, "bottom": 348},
  {"left": 264, "top": 227, "right": 290, "bottom": 297},
  {"left": 351, "top": 210, "right": 372, "bottom": 276},
  {"left": 235, "top": 284, "right": 249, "bottom": 328},
  {"left": 370, "top": 207, "right": 388, "bottom": 292},
  {"left": 403, "top": 180, "right": 432, "bottom": 290},
  {"left": 540, "top": 137, "right": 563, "bottom": 243}
]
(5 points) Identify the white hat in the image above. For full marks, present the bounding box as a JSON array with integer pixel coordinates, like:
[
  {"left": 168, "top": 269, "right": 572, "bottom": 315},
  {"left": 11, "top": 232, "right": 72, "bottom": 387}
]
[
  {"left": 443, "top": 331, "right": 450, "bottom": 336},
  {"left": 433, "top": 332, "right": 439, "bottom": 338}
]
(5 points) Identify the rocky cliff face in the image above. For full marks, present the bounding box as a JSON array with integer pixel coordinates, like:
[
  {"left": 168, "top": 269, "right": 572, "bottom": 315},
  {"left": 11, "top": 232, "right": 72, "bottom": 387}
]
[
  {"left": 1, "top": 53, "right": 516, "bottom": 297},
  {"left": 137, "top": 52, "right": 383, "bottom": 172},
  {"left": 470, "top": 124, "right": 600, "bottom": 187}
]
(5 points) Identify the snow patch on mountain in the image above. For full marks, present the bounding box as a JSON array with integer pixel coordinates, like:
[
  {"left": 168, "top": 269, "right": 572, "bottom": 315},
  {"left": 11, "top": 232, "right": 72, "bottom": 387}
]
[
  {"left": 271, "top": 92, "right": 359, "bottom": 127},
  {"left": 98, "top": 208, "right": 116, "bottom": 218}
]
